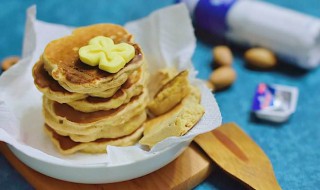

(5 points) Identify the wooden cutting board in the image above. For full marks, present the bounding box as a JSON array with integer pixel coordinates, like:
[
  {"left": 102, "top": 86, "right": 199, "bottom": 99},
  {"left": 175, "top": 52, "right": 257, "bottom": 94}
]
[{"left": 0, "top": 142, "right": 212, "bottom": 190}]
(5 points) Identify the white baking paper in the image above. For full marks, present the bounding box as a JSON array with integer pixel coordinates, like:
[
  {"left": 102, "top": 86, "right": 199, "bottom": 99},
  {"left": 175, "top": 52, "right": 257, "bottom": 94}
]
[{"left": 0, "top": 4, "right": 221, "bottom": 166}]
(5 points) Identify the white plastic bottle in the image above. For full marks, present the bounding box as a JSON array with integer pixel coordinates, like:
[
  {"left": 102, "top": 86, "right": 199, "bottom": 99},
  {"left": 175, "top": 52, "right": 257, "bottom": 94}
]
[{"left": 180, "top": 0, "right": 320, "bottom": 69}]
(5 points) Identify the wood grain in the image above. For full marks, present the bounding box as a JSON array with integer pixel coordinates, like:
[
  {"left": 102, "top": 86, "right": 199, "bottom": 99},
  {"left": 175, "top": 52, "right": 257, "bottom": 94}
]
[
  {"left": 194, "top": 122, "right": 281, "bottom": 190},
  {"left": 0, "top": 142, "right": 212, "bottom": 190}
]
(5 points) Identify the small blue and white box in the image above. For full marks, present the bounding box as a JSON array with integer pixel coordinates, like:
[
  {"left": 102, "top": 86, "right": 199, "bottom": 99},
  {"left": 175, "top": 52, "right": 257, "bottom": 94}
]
[{"left": 252, "top": 83, "right": 298, "bottom": 122}]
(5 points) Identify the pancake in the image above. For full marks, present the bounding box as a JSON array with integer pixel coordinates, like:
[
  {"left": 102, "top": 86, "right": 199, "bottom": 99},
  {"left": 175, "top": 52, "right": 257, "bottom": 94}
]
[
  {"left": 88, "top": 86, "right": 120, "bottom": 98},
  {"left": 33, "top": 60, "right": 85, "bottom": 102},
  {"left": 45, "top": 124, "right": 144, "bottom": 154},
  {"left": 148, "top": 70, "right": 190, "bottom": 116},
  {"left": 33, "top": 60, "right": 124, "bottom": 103},
  {"left": 140, "top": 86, "right": 204, "bottom": 148},
  {"left": 147, "top": 67, "right": 178, "bottom": 99},
  {"left": 42, "top": 90, "right": 148, "bottom": 134},
  {"left": 54, "top": 112, "right": 146, "bottom": 142},
  {"left": 42, "top": 24, "right": 144, "bottom": 93},
  {"left": 66, "top": 66, "right": 146, "bottom": 112},
  {"left": 33, "top": 59, "right": 146, "bottom": 104}
]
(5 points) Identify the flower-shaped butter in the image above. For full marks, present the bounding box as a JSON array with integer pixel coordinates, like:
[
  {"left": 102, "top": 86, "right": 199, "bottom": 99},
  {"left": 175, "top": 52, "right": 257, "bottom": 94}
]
[{"left": 79, "top": 36, "right": 135, "bottom": 73}]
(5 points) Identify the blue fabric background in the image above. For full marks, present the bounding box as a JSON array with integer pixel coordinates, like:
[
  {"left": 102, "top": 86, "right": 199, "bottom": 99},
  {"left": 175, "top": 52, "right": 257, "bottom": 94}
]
[{"left": 0, "top": 0, "right": 319, "bottom": 189}]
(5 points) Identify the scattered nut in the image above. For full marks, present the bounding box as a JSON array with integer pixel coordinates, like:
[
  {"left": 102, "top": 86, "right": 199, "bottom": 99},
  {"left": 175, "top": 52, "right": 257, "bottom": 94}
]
[
  {"left": 1, "top": 56, "right": 20, "bottom": 71},
  {"left": 210, "top": 66, "right": 236, "bottom": 90},
  {"left": 244, "top": 48, "right": 277, "bottom": 69},
  {"left": 213, "top": 46, "right": 233, "bottom": 67},
  {"left": 205, "top": 80, "right": 215, "bottom": 92}
]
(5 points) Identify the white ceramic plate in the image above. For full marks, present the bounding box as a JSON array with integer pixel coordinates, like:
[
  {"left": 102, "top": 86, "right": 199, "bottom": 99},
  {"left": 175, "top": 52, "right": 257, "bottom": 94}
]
[{"left": 9, "top": 140, "right": 191, "bottom": 184}]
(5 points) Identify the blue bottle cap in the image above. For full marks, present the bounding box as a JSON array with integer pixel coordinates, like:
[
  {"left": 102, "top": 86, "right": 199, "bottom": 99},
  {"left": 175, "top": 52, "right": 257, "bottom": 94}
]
[
  {"left": 178, "top": 0, "right": 236, "bottom": 35},
  {"left": 195, "top": 0, "right": 236, "bottom": 35}
]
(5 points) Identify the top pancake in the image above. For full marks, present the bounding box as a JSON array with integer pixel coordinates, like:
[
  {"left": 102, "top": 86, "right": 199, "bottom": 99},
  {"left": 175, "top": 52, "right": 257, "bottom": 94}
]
[
  {"left": 33, "top": 59, "right": 145, "bottom": 104},
  {"left": 42, "top": 24, "right": 144, "bottom": 93}
]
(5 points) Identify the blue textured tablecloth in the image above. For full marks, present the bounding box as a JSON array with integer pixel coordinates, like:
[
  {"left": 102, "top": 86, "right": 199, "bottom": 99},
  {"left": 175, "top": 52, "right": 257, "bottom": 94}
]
[{"left": 0, "top": 0, "right": 319, "bottom": 189}]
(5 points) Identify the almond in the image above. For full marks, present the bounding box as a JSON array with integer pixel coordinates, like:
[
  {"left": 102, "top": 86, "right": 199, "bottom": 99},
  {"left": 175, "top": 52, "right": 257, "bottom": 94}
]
[
  {"left": 210, "top": 66, "right": 236, "bottom": 90},
  {"left": 1, "top": 56, "right": 19, "bottom": 71},
  {"left": 244, "top": 48, "right": 277, "bottom": 69},
  {"left": 213, "top": 46, "right": 233, "bottom": 66}
]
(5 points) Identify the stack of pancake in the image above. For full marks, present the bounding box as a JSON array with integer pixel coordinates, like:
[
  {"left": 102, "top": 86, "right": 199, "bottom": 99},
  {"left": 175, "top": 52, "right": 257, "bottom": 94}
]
[{"left": 32, "top": 24, "right": 148, "bottom": 154}]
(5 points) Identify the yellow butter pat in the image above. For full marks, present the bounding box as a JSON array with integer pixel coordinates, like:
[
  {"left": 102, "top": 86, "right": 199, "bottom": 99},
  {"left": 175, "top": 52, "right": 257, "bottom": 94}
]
[{"left": 79, "top": 36, "right": 135, "bottom": 73}]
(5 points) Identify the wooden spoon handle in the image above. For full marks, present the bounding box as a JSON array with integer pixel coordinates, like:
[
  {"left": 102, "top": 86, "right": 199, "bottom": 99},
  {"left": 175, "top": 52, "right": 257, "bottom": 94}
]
[{"left": 194, "top": 123, "right": 281, "bottom": 190}]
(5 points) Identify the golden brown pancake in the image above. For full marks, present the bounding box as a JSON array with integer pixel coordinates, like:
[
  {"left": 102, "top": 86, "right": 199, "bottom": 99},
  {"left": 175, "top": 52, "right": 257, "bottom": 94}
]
[
  {"left": 140, "top": 86, "right": 204, "bottom": 148},
  {"left": 33, "top": 59, "right": 145, "bottom": 106},
  {"left": 148, "top": 70, "right": 190, "bottom": 116},
  {"left": 147, "top": 67, "right": 178, "bottom": 99},
  {"left": 42, "top": 90, "right": 148, "bottom": 134},
  {"left": 33, "top": 60, "right": 86, "bottom": 103},
  {"left": 54, "top": 112, "right": 147, "bottom": 142},
  {"left": 66, "top": 66, "right": 146, "bottom": 112},
  {"left": 45, "top": 124, "right": 144, "bottom": 154},
  {"left": 42, "top": 24, "right": 144, "bottom": 93}
]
